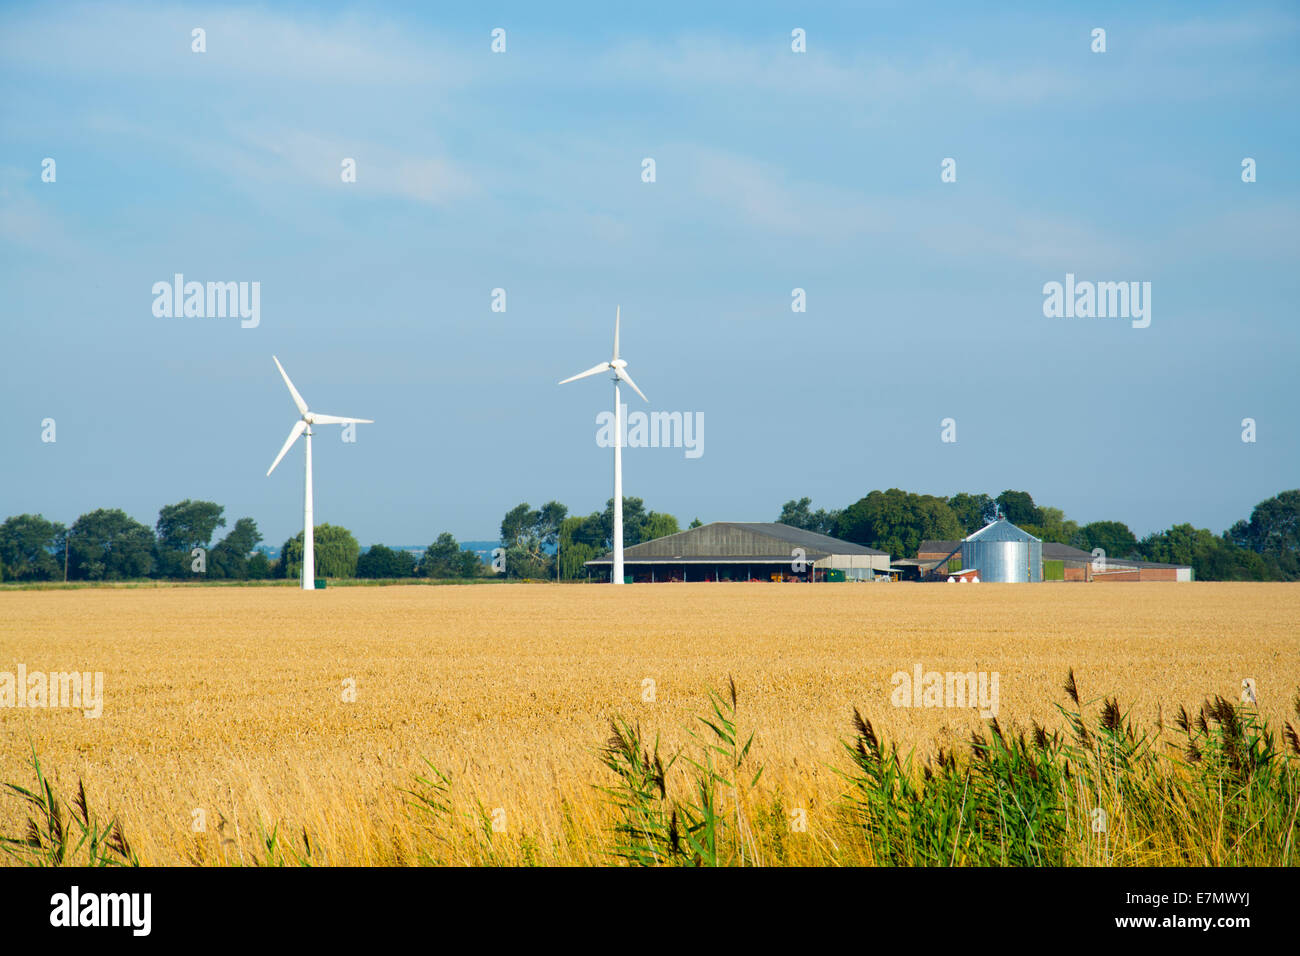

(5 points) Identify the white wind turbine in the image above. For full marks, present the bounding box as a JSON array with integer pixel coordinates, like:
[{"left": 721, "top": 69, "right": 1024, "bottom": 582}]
[
  {"left": 559, "top": 306, "right": 647, "bottom": 585},
  {"left": 266, "top": 356, "right": 373, "bottom": 590}
]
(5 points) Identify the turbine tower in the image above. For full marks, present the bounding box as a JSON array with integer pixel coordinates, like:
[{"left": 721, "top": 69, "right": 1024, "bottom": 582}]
[
  {"left": 266, "top": 356, "right": 373, "bottom": 590},
  {"left": 558, "top": 307, "right": 647, "bottom": 584}
]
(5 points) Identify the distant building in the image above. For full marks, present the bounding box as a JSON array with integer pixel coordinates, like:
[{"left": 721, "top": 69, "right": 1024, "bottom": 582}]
[
  {"left": 962, "top": 519, "right": 1043, "bottom": 582},
  {"left": 915, "top": 536, "right": 1191, "bottom": 581},
  {"left": 585, "top": 522, "right": 891, "bottom": 583}
]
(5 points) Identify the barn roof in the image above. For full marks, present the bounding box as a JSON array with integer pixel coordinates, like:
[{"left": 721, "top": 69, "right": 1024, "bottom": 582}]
[{"left": 586, "top": 521, "right": 887, "bottom": 565}]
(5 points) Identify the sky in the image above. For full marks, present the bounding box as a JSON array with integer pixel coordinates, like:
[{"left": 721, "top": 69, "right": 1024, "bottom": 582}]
[{"left": 1, "top": 1, "right": 1297, "bottom": 548}]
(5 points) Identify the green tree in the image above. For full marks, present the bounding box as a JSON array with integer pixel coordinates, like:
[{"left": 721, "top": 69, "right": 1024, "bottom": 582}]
[
  {"left": 279, "top": 524, "right": 360, "bottom": 579},
  {"left": 641, "top": 511, "right": 680, "bottom": 542},
  {"left": 1021, "top": 506, "right": 1080, "bottom": 546},
  {"left": 946, "top": 493, "right": 995, "bottom": 535},
  {"left": 689, "top": 517, "right": 703, "bottom": 529},
  {"left": 64, "top": 509, "right": 155, "bottom": 580},
  {"left": 536, "top": 501, "right": 568, "bottom": 550},
  {"left": 358, "top": 544, "right": 418, "bottom": 579},
  {"left": 1228, "top": 490, "right": 1300, "bottom": 579},
  {"left": 1077, "top": 521, "right": 1139, "bottom": 560},
  {"left": 558, "top": 516, "right": 597, "bottom": 580},
  {"left": 776, "top": 497, "right": 840, "bottom": 535},
  {"left": 836, "top": 489, "right": 962, "bottom": 558},
  {"left": 208, "top": 517, "right": 263, "bottom": 579},
  {"left": 602, "top": 497, "right": 648, "bottom": 546},
  {"left": 155, "top": 500, "right": 226, "bottom": 578},
  {"left": 419, "top": 534, "right": 464, "bottom": 578},
  {"left": 0, "top": 513, "right": 65, "bottom": 581},
  {"left": 500, "top": 503, "right": 541, "bottom": 549},
  {"left": 1137, "top": 524, "right": 1267, "bottom": 581},
  {"left": 247, "top": 551, "right": 273, "bottom": 580},
  {"left": 995, "top": 490, "right": 1041, "bottom": 527}
]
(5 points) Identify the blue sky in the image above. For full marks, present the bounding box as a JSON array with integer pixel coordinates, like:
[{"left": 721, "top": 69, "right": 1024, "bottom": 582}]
[{"left": 1, "top": 1, "right": 1297, "bottom": 547}]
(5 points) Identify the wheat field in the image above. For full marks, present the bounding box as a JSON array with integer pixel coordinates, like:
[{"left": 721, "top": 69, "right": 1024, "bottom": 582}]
[{"left": 1, "top": 582, "right": 1297, "bottom": 865}]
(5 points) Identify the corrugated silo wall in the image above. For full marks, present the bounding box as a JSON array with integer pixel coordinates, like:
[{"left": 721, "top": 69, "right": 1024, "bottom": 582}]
[
  {"left": 1029, "top": 539, "right": 1042, "bottom": 582},
  {"left": 963, "top": 540, "right": 1031, "bottom": 582}
]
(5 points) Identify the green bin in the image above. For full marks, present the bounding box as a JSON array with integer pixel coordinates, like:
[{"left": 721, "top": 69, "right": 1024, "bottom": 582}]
[{"left": 314, "top": 578, "right": 327, "bottom": 589}]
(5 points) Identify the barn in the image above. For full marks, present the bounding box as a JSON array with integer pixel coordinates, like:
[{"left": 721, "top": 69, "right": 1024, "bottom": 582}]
[{"left": 585, "top": 522, "right": 891, "bottom": 583}]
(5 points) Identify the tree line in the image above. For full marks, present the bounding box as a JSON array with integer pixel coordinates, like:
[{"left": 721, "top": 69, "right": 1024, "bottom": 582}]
[
  {"left": 3, "top": 488, "right": 1294, "bottom": 584},
  {"left": 0, "top": 500, "right": 485, "bottom": 583},
  {"left": 775, "top": 488, "right": 1300, "bottom": 581},
  {"left": 497, "top": 497, "right": 697, "bottom": 580}
]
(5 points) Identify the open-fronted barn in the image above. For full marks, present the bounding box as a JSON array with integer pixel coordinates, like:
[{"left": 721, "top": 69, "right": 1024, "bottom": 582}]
[{"left": 585, "top": 522, "right": 890, "bottom": 583}]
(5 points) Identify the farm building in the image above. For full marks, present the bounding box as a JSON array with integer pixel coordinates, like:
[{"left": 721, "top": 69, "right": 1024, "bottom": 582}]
[
  {"left": 915, "top": 538, "right": 1191, "bottom": 581},
  {"left": 963, "top": 519, "right": 1043, "bottom": 582},
  {"left": 585, "top": 522, "right": 891, "bottom": 583},
  {"left": 907, "top": 521, "right": 1043, "bottom": 582},
  {"left": 1091, "top": 558, "right": 1193, "bottom": 582}
]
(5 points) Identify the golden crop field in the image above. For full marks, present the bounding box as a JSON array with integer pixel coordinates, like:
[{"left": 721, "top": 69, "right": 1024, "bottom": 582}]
[{"left": 1, "top": 582, "right": 1297, "bottom": 866}]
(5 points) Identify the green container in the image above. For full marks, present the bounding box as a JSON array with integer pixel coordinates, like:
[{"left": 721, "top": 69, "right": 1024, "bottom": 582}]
[
  {"left": 314, "top": 578, "right": 327, "bottom": 589},
  {"left": 1042, "top": 560, "right": 1064, "bottom": 582},
  {"left": 827, "top": 569, "right": 846, "bottom": 583},
  {"left": 623, "top": 576, "right": 633, "bottom": 584}
]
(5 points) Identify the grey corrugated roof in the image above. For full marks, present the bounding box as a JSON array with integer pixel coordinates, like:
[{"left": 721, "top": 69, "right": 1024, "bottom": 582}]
[
  {"left": 1096, "top": 558, "right": 1191, "bottom": 570},
  {"left": 586, "top": 521, "right": 887, "bottom": 564},
  {"left": 964, "top": 519, "right": 1041, "bottom": 543},
  {"left": 918, "top": 540, "right": 962, "bottom": 555},
  {"left": 1042, "top": 542, "right": 1094, "bottom": 561},
  {"left": 739, "top": 523, "right": 887, "bottom": 555}
]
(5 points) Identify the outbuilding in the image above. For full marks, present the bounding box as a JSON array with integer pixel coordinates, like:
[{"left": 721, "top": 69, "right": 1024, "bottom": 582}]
[{"left": 585, "top": 522, "right": 891, "bottom": 583}]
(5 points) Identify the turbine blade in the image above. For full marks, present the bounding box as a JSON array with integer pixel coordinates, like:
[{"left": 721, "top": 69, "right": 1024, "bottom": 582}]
[
  {"left": 273, "top": 356, "right": 309, "bottom": 416},
  {"left": 267, "top": 420, "right": 306, "bottom": 476},
  {"left": 615, "top": 366, "right": 647, "bottom": 403},
  {"left": 612, "top": 305, "right": 620, "bottom": 362},
  {"left": 311, "top": 413, "right": 374, "bottom": 425},
  {"left": 558, "top": 362, "right": 610, "bottom": 385}
]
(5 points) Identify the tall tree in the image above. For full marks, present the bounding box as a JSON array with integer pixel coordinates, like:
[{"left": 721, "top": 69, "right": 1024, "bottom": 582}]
[
  {"left": 558, "top": 515, "right": 598, "bottom": 579},
  {"left": 946, "top": 493, "right": 995, "bottom": 535},
  {"left": 1228, "top": 490, "right": 1300, "bottom": 578},
  {"left": 358, "top": 544, "right": 418, "bottom": 579},
  {"left": 0, "top": 513, "right": 65, "bottom": 581},
  {"left": 776, "top": 497, "right": 840, "bottom": 535},
  {"left": 500, "top": 503, "right": 541, "bottom": 550},
  {"left": 836, "top": 489, "right": 962, "bottom": 558},
  {"left": 419, "top": 534, "right": 465, "bottom": 578},
  {"left": 65, "top": 509, "right": 155, "bottom": 580},
  {"left": 602, "top": 496, "right": 647, "bottom": 547},
  {"left": 279, "top": 524, "right": 360, "bottom": 579},
  {"left": 208, "top": 517, "right": 262, "bottom": 579},
  {"left": 155, "top": 500, "right": 226, "bottom": 578},
  {"left": 995, "top": 490, "right": 1041, "bottom": 527},
  {"left": 1077, "top": 521, "right": 1139, "bottom": 560},
  {"left": 641, "top": 511, "right": 680, "bottom": 542},
  {"left": 1022, "top": 506, "right": 1080, "bottom": 546}
]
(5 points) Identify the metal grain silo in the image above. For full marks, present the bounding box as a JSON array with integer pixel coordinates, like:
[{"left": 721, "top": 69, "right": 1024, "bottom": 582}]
[{"left": 961, "top": 519, "right": 1042, "bottom": 583}]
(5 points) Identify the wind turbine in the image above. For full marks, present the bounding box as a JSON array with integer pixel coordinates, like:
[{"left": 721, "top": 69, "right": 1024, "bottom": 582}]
[
  {"left": 266, "top": 355, "right": 373, "bottom": 590},
  {"left": 559, "top": 307, "right": 647, "bottom": 585}
]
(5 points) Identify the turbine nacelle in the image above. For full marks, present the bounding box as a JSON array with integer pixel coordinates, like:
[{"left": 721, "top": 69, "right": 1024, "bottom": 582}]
[{"left": 266, "top": 356, "right": 373, "bottom": 475}]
